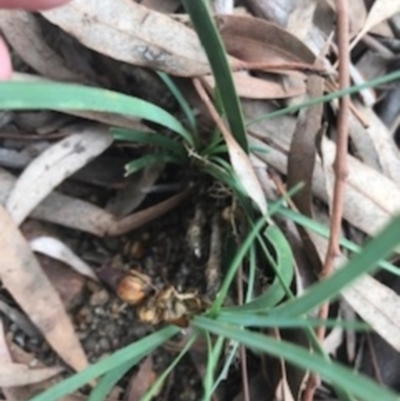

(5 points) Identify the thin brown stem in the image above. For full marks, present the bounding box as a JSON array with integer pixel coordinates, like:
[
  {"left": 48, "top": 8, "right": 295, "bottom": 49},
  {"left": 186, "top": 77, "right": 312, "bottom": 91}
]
[
  {"left": 303, "top": 1, "right": 350, "bottom": 400},
  {"left": 320, "top": 0, "right": 350, "bottom": 321}
]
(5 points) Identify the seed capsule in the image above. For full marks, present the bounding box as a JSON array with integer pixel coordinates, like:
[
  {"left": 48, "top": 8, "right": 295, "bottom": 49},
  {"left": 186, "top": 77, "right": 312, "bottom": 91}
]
[{"left": 117, "top": 270, "right": 153, "bottom": 305}]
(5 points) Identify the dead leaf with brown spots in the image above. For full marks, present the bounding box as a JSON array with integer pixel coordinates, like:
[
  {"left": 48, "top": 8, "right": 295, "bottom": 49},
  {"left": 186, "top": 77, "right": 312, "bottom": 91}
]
[
  {"left": 0, "top": 205, "right": 88, "bottom": 372},
  {"left": 40, "top": 0, "right": 215, "bottom": 77}
]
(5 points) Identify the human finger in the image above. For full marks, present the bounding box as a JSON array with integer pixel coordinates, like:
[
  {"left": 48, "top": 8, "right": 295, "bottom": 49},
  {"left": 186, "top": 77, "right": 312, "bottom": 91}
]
[
  {"left": 0, "top": 37, "right": 12, "bottom": 80},
  {"left": 0, "top": 0, "right": 70, "bottom": 10}
]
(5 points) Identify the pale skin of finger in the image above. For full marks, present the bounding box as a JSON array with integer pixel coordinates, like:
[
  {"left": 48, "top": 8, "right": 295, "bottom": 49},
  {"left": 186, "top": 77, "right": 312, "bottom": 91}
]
[
  {"left": 0, "top": 0, "right": 70, "bottom": 10},
  {"left": 0, "top": 38, "right": 12, "bottom": 79},
  {"left": 0, "top": 0, "right": 70, "bottom": 79}
]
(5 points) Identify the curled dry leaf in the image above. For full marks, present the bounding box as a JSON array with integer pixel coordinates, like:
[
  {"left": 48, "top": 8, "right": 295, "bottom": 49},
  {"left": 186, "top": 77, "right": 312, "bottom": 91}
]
[
  {"left": 352, "top": 0, "right": 400, "bottom": 48},
  {"left": 217, "top": 14, "right": 315, "bottom": 66},
  {"left": 0, "top": 363, "right": 63, "bottom": 388},
  {"left": 0, "top": 205, "right": 88, "bottom": 371},
  {"left": 247, "top": 95, "right": 400, "bottom": 240},
  {"left": 343, "top": 275, "right": 400, "bottom": 352},
  {"left": 287, "top": 72, "right": 324, "bottom": 271},
  {"left": 126, "top": 356, "right": 156, "bottom": 401},
  {"left": 30, "top": 236, "right": 98, "bottom": 281},
  {"left": 40, "top": 0, "right": 214, "bottom": 77},
  {"left": 0, "top": 11, "right": 90, "bottom": 84},
  {"left": 6, "top": 124, "right": 113, "bottom": 225},
  {"left": 352, "top": 102, "right": 400, "bottom": 185},
  {"left": 194, "top": 78, "right": 267, "bottom": 215},
  {"left": 203, "top": 71, "right": 305, "bottom": 100},
  {"left": 0, "top": 168, "right": 190, "bottom": 236}
]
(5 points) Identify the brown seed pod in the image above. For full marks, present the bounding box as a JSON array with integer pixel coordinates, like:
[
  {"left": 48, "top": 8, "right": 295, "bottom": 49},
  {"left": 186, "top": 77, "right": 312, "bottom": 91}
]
[
  {"left": 116, "top": 270, "right": 153, "bottom": 305},
  {"left": 137, "top": 286, "right": 207, "bottom": 328},
  {"left": 137, "top": 297, "right": 162, "bottom": 325}
]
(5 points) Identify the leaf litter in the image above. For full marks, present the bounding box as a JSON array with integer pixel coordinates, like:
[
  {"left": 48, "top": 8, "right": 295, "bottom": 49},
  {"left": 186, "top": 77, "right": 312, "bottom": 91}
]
[{"left": 0, "top": 0, "right": 400, "bottom": 400}]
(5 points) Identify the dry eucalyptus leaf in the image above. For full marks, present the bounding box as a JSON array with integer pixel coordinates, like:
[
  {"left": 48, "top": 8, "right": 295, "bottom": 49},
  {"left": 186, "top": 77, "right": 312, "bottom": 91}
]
[
  {"left": 6, "top": 125, "right": 113, "bottom": 225},
  {"left": 126, "top": 356, "right": 156, "bottom": 401},
  {"left": 0, "top": 168, "right": 189, "bottom": 237},
  {"left": 0, "top": 11, "right": 90, "bottom": 84},
  {"left": 141, "top": 0, "right": 180, "bottom": 13},
  {"left": 0, "top": 205, "right": 88, "bottom": 372},
  {"left": 203, "top": 71, "right": 305, "bottom": 100},
  {"left": 253, "top": 138, "right": 400, "bottom": 239},
  {"left": 106, "top": 163, "right": 164, "bottom": 217},
  {"left": 325, "top": 0, "right": 367, "bottom": 38},
  {"left": 275, "top": 377, "right": 295, "bottom": 401},
  {"left": 224, "top": 131, "right": 267, "bottom": 215},
  {"left": 40, "top": 0, "right": 215, "bottom": 77},
  {"left": 0, "top": 322, "right": 11, "bottom": 363},
  {"left": 0, "top": 364, "right": 63, "bottom": 388},
  {"left": 194, "top": 79, "right": 267, "bottom": 215},
  {"left": 352, "top": 0, "right": 400, "bottom": 48},
  {"left": 352, "top": 102, "right": 400, "bottom": 185},
  {"left": 344, "top": 275, "right": 400, "bottom": 352},
  {"left": 286, "top": 0, "right": 318, "bottom": 41},
  {"left": 245, "top": 0, "right": 295, "bottom": 27},
  {"left": 30, "top": 236, "right": 98, "bottom": 281},
  {"left": 217, "top": 14, "right": 315, "bottom": 66}
]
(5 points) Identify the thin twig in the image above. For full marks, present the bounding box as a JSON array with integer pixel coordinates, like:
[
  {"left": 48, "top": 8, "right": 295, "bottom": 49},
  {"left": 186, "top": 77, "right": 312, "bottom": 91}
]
[
  {"left": 192, "top": 78, "right": 232, "bottom": 140},
  {"left": 303, "top": 1, "right": 350, "bottom": 400},
  {"left": 319, "top": 0, "right": 350, "bottom": 324}
]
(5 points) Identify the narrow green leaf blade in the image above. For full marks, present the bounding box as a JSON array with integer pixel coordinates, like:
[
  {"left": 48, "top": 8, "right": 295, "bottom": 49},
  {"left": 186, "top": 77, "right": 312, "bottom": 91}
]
[
  {"left": 0, "top": 82, "right": 193, "bottom": 145},
  {"left": 29, "top": 326, "right": 179, "bottom": 401},
  {"left": 181, "top": 0, "right": 248, "bottom": 151},
  {"left": 193, "top": 317, "right": 400, "bottom": 401},
  {"left": 271, "top": 214, "right": 400, "bottom": 318}
]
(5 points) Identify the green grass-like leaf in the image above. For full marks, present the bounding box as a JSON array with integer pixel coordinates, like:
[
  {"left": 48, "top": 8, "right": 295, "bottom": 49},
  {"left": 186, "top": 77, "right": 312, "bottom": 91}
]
[
  {"left": 278, "top": 206, "right": 400, "bottom": 275},
  {"left": 270, "top": 214, "right": 400, "bottom": 318},
  {"left": 248, "top": 69, "right": 400, "bottom": 126},
  {"left": 181, "top": 0, "right": 248, "bottom": 151},
  {"left": 112, "top": 128, "right": 188, "bottom": 160},
  {"left": 88, "top": 361, "right": 134, "bottom": 401},
  {"left": 0, "top": 82, "right": 193, "bottom": 146},
  {"left": 124, "top": 153, "right": 180, "bottom": 176},
  {"left": 157, "top": 71, "right": 197, "bottom": 134},
  {"left": 193, "top": 317, "right": 400, "bottom": 401},
  {"left": 29, "top": 326, "right": 179, "bottom": 401}
]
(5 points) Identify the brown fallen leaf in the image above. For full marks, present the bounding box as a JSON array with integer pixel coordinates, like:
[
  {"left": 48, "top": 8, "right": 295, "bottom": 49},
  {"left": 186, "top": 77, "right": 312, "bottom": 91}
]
[
  {"left": 29, "top": 236, "right": 98, "bottom": 281},
  {"left": 126, "top": 356, "right": 157, "bottom": 401},
  {"left": 343, "top": 275, "right": 400, "bottom": 352},
  {"left": 0, "top": 168, "right": 191, "bottom": 237},
  {"left": 0, "top": 11, "right": 91, "bottom": 84},
  {"left": 245, "top": 0, "right": 294, "bottom": 27},
  {"left": 351, "top": 102, "right": 400, "bottom": 185},
  {"left": 351, "top": 0, "right": 400, "bottom": 49},
  {"left": 287, "top": 71, "right": 324, "bottom": 273},
  {"left": 217, "top": 14, "right": 315, "bottom": 66},
  {"left": 141, "top": 0, "right": 179, "bottom": 13},
  {"left": 194, "top": 78, "right": 267, "bottom": 215},
  {"left": 203, "top": 71, "right": 305, "bottom": 100},
  {"left": 2, "top": 327, "right": 86, "bottom": 401},
  {"left": 0, "top": 205, "right": 88, "bottom": 372},
  {"left": 40, "top": 0, "right": 216, "bottom": 77},
  {"left": 6, "top": 124, "right": 113, "bottom": 225},
  {"left": 0, "top": 363, "right": 63, "bottom": 388}
]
